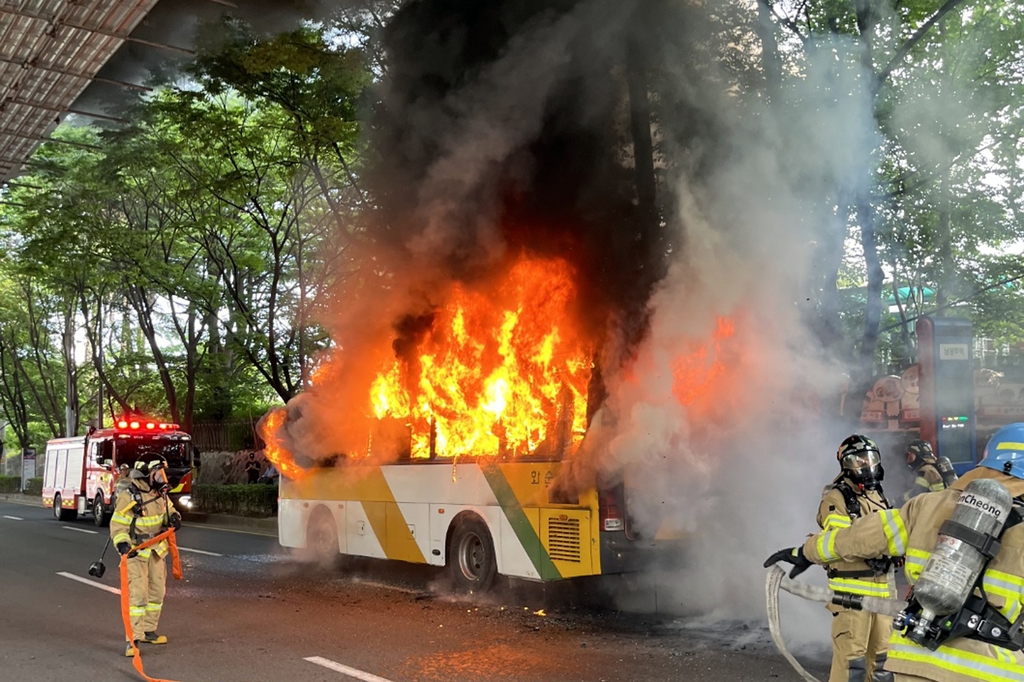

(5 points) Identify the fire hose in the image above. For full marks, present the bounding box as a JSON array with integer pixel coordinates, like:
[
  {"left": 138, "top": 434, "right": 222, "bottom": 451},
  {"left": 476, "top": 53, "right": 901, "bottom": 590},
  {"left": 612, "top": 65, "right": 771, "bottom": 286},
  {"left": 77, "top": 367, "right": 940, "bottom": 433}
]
[
  {"left": 764, "top": 565, "right": 906, "bottom": 682},
  {"left": 120, "top": 528, "right": 183, "bottom": 682}
]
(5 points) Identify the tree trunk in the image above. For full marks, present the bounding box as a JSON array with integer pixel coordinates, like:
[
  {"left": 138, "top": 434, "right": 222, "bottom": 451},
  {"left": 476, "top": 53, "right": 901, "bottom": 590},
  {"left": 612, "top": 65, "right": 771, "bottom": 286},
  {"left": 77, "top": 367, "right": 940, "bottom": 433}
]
[
  {"left": 755, "top": 0, "right": 783, "bottom": 102},
  {"left": 935, "top": 166, "right": 953, "bottom": 311},
  {"left": 625, "top": 9, "right": 660, "bottom": 294},
  {"left": 857, "top": 201, "right": 884, "bottom": 374}
]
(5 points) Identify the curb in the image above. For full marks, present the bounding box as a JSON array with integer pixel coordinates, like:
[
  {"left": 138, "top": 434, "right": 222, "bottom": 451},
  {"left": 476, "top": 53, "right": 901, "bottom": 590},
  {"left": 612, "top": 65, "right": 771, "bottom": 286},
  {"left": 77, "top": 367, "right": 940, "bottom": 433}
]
[
  {"left": 0, "top": 493, "right": 277, "bottom": 534},
  {"left": 0, "top": 493, "right": 43, "bottom": 507}
]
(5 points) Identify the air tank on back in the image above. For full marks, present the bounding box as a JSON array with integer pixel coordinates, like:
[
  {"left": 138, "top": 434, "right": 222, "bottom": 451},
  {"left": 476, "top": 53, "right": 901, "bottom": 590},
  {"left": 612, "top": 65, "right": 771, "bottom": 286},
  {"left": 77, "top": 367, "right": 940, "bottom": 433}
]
[
  {"left": 935, "top": 456, "right": 959, "bottom": 487},
  {"left": 909, "top": 477, "right": 1012, "bottom": 644}
]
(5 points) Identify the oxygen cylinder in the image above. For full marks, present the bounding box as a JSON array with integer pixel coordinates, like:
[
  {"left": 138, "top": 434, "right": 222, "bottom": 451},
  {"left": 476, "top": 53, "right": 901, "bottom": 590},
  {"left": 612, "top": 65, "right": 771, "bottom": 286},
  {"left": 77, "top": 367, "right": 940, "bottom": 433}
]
[
  {"left": 910, "top": 478, "right": 1011, "bottom": 641},
  {"left": 936, "top": 456, "right": 959, "bottom": 487}
]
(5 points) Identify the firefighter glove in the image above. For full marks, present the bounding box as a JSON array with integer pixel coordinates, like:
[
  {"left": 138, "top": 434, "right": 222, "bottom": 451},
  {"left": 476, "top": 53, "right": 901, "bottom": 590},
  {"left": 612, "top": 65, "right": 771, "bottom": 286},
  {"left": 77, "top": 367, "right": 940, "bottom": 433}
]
[
  {"left": 763, "top": 546, "right": 813, "bottom": 579},
  {"left": 117, "top": 542, "right": 132, "bottom": 556},
  {"left": 169, "top": 513, "right": 181, "bottom": 531}
]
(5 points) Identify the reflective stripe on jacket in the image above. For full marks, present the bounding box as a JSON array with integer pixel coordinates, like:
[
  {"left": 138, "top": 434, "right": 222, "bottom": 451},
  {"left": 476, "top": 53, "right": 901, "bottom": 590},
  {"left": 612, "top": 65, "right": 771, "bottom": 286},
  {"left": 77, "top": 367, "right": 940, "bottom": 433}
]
[
  {"left": 803, "top": 468, "right": 1024, "bottom": 682},
  {"left": 108, "top": 483, "right": 176, "bottom": 558},
  {"left": 816, "top": 482, "right": 893, "bottom": 599},
  {"left": 902, "top": 463, "right": 947, "bottom": 504}
]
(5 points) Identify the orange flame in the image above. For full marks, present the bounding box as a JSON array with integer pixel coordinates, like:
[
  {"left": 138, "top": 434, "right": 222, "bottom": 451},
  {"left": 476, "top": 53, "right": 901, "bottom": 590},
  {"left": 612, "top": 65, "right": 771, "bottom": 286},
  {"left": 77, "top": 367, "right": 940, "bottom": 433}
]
[
  {"left": 371, "top": 257, "right": 591, "bottom": 459},
  {"left": 672, "top": 317, "right": 736, "bottom": 407},
  {"left": 258, "top": 407, "right": 308, "bottom": 480}
]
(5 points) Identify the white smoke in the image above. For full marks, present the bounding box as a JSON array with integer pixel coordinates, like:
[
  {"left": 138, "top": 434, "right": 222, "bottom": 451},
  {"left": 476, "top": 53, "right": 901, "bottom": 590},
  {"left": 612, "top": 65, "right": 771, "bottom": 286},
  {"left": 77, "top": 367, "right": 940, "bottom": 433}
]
[{"left": 581, "top": 28, "right": 884, "bottom": 647}]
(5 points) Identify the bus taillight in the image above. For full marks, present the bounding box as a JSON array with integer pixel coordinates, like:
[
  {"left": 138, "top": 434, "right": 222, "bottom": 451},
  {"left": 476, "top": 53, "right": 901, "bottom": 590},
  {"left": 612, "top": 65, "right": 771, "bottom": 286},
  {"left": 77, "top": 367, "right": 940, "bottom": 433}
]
[{"left": 599, "top": 488, "right": 624, "bottom": 532}]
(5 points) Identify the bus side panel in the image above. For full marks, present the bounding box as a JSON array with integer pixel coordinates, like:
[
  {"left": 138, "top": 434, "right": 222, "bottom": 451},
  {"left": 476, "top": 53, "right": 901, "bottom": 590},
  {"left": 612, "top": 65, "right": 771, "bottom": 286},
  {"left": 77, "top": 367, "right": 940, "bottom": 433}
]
[
  {"left": 392, "top": 502, "right": 431, "bottom": 564},
  {"left": 278, "top": 498, "right": 307, "bottom": 549},
  {"left": 541, "top": 509, "right": 594, "bottom": 578},
  {"left": 501, "top": 506, "right": 542, "bottom": 580},
  {"left": 347, "top": 501, "right": 387, "bottom": 559}
]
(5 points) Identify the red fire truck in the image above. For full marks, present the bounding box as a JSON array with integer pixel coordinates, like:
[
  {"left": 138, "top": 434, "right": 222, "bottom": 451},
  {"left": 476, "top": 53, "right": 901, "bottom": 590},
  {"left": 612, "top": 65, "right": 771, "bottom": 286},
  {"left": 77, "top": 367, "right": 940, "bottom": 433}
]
[{"left": 42, "top": 418, "right": 197, "bottom": 526}]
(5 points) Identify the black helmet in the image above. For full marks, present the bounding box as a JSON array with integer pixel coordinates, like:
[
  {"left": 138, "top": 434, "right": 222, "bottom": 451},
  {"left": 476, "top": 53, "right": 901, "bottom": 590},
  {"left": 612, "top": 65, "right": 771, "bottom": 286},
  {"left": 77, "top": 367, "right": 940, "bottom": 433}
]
[
  {"left": 129, "top": 460, "right": 150, "bottom": 479},
  {"left": 837, "top": 434, "right": 884, "bottom": 489},
  {"left": 905, "top": 439, "right": 936, "bottom": 470}
]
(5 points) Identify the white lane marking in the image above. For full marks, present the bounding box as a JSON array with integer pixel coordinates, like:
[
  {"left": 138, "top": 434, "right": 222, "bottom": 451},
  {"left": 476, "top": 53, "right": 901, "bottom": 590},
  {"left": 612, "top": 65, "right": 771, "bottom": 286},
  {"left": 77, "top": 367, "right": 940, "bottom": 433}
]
[
  {"left": 304, "top": 657, "right": 395, "bottom": 682},
  {"left": 57, "top": 571, "right": 120, "bottom": 595},
  {"left": 62, "top": 526, "right": 98, "bottom": 534},
  {"left": 178, "top": 546, "right": 223, "bottom": 557},
  {"left": 3, "top": 515, "right": 23, "bottom": 520}
]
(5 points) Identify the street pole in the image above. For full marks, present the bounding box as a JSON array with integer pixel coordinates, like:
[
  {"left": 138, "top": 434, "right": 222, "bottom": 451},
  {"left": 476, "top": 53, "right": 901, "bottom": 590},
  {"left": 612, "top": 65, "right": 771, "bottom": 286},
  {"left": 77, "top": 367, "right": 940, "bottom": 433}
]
[
  {"left": 0, "top": 419, "right": 6, "bottom": 476},
  {"left": 64, "top": 310, "right": 75, "bottom": 437}
]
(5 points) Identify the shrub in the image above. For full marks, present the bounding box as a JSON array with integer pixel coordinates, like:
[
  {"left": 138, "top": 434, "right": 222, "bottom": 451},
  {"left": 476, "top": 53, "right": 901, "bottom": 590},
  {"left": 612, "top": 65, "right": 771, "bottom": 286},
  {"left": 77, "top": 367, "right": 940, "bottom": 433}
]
[
  {"left": 0, "top": 476, "right": 19, "bottom": 494},
  {"left": 24, "top": 478, "right": 42, "bottom": 496},
  {"left": 192, "top": 483, "right": 277, "bottom": 517}
]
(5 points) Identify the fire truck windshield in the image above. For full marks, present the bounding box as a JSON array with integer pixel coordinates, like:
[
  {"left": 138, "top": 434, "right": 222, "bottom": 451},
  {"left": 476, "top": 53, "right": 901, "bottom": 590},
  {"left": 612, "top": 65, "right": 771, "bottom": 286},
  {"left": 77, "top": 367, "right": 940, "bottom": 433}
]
[{"left": 112, "top": 438, "right": 192, "bottom": 470}]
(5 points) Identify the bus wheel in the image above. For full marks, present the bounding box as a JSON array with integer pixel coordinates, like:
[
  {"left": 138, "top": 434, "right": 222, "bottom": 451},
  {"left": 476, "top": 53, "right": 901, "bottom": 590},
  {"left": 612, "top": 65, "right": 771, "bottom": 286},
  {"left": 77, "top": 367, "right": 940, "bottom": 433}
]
[
  {"left": 306, "top": 507, "right": 339, "bottom": 569},
  {"left": 93, "top": 494, "right": 110, "bottom": 527},
  {"left": 52, "top": 493, "right": 77, "bottom": 522},
  {"left": 449, "top": 517, "right": 497, "bottom": 593}
]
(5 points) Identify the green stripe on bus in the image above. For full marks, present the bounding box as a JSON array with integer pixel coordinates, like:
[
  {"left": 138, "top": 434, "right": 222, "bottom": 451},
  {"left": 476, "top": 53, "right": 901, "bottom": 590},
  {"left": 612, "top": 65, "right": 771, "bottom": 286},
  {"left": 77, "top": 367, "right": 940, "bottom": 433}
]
[{"left": 481, "top": 464, "right": 561, "bottom": 580}]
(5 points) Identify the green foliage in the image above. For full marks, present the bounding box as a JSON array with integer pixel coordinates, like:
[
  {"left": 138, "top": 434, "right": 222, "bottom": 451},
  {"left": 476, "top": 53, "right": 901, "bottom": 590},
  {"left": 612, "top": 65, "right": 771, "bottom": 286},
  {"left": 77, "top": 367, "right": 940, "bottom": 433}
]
[
  {"left": 24, "top": 478, "right": 42, "bottom": 496},
  {"left": 192, "top": 483, "right": 277, "bottom": 517},
  {"left": 0, "top": 476, "right": 20, "bottom": 493},
  {"left": 0, "top": 18, "right": 372, "bottom": 434}
]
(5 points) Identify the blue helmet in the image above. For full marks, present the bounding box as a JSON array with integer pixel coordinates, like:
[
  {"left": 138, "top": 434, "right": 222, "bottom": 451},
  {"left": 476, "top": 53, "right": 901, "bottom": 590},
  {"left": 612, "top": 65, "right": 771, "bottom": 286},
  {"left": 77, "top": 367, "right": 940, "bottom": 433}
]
[{"left": 979, "top": 423, "right": 1024, "bottom": 480}]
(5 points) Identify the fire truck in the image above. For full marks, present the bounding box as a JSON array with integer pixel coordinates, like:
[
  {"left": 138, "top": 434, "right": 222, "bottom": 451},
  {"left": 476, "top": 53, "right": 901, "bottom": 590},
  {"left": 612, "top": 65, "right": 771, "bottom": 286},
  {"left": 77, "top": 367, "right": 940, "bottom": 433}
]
[{"left": 42, "top": 418, "right": 197, "bottom": 526}]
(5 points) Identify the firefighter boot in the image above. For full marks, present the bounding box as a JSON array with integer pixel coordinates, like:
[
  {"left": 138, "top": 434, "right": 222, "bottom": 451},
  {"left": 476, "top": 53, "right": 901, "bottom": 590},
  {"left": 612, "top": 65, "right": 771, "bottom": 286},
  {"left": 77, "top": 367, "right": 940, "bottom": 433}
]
[
  {"left": 142, "top": 631, "right": 167, "bottom": 645},
  {"left": 125, "top": 641, "right": 139, "bottom": 657}
]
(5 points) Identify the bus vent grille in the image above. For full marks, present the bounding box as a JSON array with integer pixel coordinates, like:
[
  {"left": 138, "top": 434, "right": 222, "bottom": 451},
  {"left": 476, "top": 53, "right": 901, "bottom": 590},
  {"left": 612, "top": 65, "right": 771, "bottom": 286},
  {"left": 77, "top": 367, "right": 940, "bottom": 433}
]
[{"left": 547, "top": 518, "right": 581, "bottom": 563}]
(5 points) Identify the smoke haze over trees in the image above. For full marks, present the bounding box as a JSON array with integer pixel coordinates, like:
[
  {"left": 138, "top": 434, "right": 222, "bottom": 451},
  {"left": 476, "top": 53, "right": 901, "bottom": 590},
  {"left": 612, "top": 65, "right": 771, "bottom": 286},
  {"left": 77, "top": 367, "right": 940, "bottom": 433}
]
[{"left": 0, "top": 2, "right": 1022, "bottom": 622}]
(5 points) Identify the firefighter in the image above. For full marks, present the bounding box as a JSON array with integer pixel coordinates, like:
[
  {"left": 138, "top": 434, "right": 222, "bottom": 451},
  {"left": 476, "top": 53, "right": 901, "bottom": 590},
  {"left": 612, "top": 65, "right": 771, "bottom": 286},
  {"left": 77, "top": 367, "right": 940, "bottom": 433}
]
[
  {"left": 816, "top": 434, "right": 896, "bottom": 682},
  {"left": 901, "top": 440, "right": 946, "bottom": 504},
  {"left": 766, "top": 422, "right": 1024, "bottom": 681},
  {"left": 113, "top": 463, "right": 131, "bottom": 497},
  {"left": 109, "top": 457, "right": 181, "bottom": 657}
]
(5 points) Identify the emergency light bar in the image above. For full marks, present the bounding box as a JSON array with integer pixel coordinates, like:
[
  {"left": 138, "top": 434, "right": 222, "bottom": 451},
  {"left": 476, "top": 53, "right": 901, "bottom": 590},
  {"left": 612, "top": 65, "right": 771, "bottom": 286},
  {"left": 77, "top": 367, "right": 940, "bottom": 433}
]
[{"left": 115, "top": 419, "right": 179, "bottom": 431}]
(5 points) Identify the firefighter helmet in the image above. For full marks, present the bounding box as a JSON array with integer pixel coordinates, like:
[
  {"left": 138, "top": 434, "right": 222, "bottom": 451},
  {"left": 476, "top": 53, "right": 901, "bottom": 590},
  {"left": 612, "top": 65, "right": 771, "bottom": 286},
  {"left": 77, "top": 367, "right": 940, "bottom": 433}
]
[
  {"left": 837, "top": 434, "right": 884, "bottom": 489},
  {"left": 978, "top": 422, "right": 1024, "bottom": 480},
  {"left": 905, "top": 439, "right": 936, "bottom": 470},
  {"left": 129, "top": 460, "right": 149, "bottom": 479}
]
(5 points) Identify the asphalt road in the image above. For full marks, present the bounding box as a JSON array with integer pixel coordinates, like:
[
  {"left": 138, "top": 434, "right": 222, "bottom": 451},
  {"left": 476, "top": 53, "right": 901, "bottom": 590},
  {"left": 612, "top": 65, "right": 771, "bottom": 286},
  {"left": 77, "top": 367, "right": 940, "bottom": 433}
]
[{"left": 0, "top": 499, "right": 829, "bottom": 682}]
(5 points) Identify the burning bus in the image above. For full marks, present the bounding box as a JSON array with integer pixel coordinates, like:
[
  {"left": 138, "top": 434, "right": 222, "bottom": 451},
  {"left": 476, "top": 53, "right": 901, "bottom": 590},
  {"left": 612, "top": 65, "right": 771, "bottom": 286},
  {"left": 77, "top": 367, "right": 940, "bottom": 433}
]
[{"left": 263, "top": 256, "right": 689, "bottom": 590}]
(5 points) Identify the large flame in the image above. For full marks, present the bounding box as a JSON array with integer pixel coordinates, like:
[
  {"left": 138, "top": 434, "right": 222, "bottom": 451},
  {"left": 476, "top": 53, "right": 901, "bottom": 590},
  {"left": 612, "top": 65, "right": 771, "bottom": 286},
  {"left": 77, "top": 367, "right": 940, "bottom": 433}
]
[
  {"left": 672, "top": 316, "right": 736, "bottom": 407},
  {"left": 258, "top": 407, "right": 308, "bottom": 480},
  {"left": 371, "top": 256, "right": 591, "bottom": 459}
]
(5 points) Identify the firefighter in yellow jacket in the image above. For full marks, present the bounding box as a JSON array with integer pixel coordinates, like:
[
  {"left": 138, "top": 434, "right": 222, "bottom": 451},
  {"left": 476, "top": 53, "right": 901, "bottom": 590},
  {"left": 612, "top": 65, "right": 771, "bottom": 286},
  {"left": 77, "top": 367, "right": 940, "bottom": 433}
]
[
  {"left": 766, "top": 422, "right": 1024, "bottom": 682},
  {"left": 901, "top": 440, "right": 947, "bottom": 504},
  {"left": 817, "top": 434, "right": 897, "bottom": 682},
  {"left": 109, "top": 457, "right": 181, "bottom": 657}
]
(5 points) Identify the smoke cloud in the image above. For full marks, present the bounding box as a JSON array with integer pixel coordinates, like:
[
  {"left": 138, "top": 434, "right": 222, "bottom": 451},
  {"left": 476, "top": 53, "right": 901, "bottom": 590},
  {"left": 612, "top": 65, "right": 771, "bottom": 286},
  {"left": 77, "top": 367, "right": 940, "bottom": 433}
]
[{"left": 276, "top": 0, "right": 927, "bottom": 650}]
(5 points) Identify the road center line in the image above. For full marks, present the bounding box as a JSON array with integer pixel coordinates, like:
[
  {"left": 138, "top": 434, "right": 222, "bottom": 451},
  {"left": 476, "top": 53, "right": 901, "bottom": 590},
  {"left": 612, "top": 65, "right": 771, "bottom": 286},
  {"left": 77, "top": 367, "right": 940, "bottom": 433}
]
[
  {"left": 57, "top": 571, "right": 120, "bottom": 595},
  {"left": 304, "top": 656, "right": 395, "bottom": 682},
  {"left": 62, "top": 526, "right": 98, "bottom": 534},
  {"left": 178, "top": 546, "right": 223, "bottom": 557},
  {"left": 3, "top": 515, "right": 23, "bottom": 520}
]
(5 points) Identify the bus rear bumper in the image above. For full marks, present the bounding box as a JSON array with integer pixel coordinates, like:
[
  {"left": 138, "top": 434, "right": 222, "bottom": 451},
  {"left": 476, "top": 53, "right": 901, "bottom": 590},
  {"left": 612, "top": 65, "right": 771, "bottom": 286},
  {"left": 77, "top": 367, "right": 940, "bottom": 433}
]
[{"left": 599, "top": 533, "right": 687, "bottom": 574}]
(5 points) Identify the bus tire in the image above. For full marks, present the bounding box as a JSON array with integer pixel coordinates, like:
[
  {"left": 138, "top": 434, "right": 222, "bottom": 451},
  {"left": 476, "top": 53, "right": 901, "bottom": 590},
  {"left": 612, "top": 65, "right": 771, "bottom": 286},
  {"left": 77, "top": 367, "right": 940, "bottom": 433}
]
[
  {"left": 52, "top": 493, "right": 77, "bottom": 522},
  {"left": 306, "top": 506, "right": 340, "bottom": 568},
  {"left": 93, "top": 494, "right": 110, "bottom": 527},
  {"left": 448, "top": 516, "right": 497, "bottom": 593}
]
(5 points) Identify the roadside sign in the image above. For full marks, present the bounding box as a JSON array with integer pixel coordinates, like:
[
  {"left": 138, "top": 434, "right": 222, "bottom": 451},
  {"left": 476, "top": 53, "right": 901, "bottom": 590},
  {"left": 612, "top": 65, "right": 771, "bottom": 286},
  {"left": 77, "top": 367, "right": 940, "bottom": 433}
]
[{"left": 22, "top": 448, "right": 36, "bottom": 491}]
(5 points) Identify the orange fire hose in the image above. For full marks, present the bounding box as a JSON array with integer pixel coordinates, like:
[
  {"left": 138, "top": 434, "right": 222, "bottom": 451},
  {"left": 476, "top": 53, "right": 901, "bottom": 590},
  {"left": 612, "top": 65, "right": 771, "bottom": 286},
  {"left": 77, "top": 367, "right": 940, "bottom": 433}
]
[{"left": 118, "top": 528, "right": 183, "bottom": 682}]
